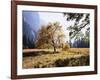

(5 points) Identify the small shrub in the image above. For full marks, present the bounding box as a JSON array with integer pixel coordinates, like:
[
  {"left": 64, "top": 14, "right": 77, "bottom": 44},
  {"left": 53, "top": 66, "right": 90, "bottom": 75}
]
[
  {"left": 68, "top": 58, "right": 80, "bottom": 66},
  {"left": 80, "top": 55, "right": 89, "bottom": 66},
  {"left": 62, "top": 44, "right": 70, "bottom": 51},
  {"left": 68, "top": 55, "right": 89, "bottom": 66},
  {"left": 55, "top": 58, "right": 69, "bottom": 67}
]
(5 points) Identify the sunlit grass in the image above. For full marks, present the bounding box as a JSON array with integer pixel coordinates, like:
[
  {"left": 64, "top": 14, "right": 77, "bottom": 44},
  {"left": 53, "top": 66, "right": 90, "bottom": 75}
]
[{"left": 23, "top": 48, "right": 89, "bottom": 68}]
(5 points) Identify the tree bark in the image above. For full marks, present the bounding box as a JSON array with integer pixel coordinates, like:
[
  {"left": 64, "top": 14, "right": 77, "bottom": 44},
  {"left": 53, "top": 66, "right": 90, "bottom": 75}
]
[
  {"left": 53, "top": 45, "right": 56, "bottom": 53},
  {"left": 52, "top": 40, "right": 56, "bottom": 53}
]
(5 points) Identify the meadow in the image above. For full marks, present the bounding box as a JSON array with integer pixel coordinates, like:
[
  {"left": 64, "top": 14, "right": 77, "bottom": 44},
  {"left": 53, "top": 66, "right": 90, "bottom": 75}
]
[{"left": 23, "top": 48, "right": 89, "bottom": 68}]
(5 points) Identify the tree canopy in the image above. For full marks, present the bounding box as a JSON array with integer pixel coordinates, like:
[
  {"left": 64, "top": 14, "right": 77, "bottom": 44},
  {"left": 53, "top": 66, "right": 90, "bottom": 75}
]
[
  {"left": 64, "top": 13, "right": 90, "bottom": 39},
  {"left": 63, "top": 13, "right": 90, "bottom": 48},
  {"left": 36, "top": 22, "right": 65, "bottom": 52}
]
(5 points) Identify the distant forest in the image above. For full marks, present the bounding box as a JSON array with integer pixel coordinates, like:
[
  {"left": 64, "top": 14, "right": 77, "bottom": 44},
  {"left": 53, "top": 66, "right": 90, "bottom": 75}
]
[{"left": 69, "top": 38, "right": 89, "bottom": 48}]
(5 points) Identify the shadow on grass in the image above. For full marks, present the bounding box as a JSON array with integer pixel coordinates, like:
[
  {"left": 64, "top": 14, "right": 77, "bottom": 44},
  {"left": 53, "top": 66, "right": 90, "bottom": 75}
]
[
  {"left": 55, "top": 55, "right": 90, "bottom": 67},
  {"left": 23, "top": 51, "right": 60, "bottom": 57}
]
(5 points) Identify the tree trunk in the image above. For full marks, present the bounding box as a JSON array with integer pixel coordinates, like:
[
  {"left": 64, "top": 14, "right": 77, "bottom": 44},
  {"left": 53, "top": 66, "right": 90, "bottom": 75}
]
[
  {"left": 53, "top": 45, "right": 56, "bottom": 53},
  {"left": 70, "top": 39, "right": 71, "bottom": 48},
  {"left": 52, "top": 40, "right": 56, "bottom": 53}
]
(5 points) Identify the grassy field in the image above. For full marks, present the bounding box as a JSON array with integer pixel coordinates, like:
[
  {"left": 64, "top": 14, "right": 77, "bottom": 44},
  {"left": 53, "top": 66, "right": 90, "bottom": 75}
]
[{"left": 22, "top": 48, "right": 89, "bottom": 69}]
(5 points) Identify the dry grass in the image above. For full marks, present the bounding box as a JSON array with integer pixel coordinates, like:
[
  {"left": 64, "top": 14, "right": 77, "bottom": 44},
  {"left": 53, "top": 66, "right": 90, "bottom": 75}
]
[
  {"left": 67, "top": 48, "right": 89, "bottom": 54},
  {"left": 23, "top": 48, "right": 89, "bottom": 68}
]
